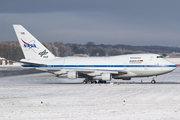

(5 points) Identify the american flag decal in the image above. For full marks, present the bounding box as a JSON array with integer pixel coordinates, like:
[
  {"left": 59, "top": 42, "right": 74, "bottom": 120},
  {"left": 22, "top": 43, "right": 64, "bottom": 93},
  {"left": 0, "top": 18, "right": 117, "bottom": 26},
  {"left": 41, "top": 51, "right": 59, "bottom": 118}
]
[{"left": 21, "top": 32, "right": 25, "bottom": 35}]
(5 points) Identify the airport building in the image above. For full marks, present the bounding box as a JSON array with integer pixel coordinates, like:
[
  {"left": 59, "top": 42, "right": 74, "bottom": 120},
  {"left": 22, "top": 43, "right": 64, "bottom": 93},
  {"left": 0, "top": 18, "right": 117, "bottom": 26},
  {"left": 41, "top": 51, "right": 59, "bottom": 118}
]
[
  {"left": 0, "top": 57, "right": 20, "bottom": 66},
  {"left": 0, "top": 57, "right": 9, "bottom": 65}
]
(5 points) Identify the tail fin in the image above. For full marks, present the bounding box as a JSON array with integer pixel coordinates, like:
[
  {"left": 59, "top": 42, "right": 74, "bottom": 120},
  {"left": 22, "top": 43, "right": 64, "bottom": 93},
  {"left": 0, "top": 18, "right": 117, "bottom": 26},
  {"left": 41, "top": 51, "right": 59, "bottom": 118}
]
[{"left": 13, "top": 24, "right": 55, "bottom": 59}]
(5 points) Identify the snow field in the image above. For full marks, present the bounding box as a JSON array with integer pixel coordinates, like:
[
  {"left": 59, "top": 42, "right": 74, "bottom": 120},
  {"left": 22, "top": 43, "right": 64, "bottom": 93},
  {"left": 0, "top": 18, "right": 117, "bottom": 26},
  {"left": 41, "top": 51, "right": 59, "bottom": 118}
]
[
  {"left": 0, "top": 68, "right": 180, "bottom": 119},
  {"left": 0, "top": 84, "right": 180, "bottom": 120}
]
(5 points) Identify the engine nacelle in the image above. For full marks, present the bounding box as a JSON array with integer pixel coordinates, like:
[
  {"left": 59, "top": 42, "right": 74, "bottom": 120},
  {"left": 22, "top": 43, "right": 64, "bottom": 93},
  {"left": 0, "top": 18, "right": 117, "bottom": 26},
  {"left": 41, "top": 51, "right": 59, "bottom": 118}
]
[
  {"left": 67, "top": 71, "right": 78, "bottom": 79},
  {"left": 122, "top": 77, "right": 131, "bottom": 80},
  {"left": 102, "top": 73, "right": 112, "bottom": 81}
]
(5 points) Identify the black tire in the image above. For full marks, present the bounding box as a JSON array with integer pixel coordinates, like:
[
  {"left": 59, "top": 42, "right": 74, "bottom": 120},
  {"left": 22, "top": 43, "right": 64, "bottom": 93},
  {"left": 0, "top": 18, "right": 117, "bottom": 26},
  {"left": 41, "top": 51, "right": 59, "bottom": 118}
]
[
  {"left": 151, "top": 80, "right": 156, "bottom": 84},
  {"left": 83, "top": 80, "right": 87, "bottom": 84},
  {"left": 98, "top": 80, "right": 102, "bottom": 84}
]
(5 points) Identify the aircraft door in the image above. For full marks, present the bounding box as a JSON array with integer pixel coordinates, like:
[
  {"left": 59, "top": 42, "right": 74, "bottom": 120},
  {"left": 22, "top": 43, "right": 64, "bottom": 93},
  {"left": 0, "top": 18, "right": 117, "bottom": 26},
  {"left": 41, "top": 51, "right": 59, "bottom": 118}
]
[
  {"left": 144, "top": 62, "right": 148, "bottom": 70},
  {"left": 63, "top": 58, "right": 66, "bottom": 67},
  {"left": 123, "top": 63, "right": 127, "bottom": 70}
]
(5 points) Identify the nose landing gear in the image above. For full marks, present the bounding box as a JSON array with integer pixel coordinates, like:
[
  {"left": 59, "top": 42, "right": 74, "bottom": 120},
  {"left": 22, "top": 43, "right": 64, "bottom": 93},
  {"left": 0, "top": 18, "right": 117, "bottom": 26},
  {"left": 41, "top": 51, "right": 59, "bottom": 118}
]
[
  {"left": 151, "top": 76, "right": 157, "bottom": 84},
  {"left": 151, "top": 80, "right": 156, "bottom": 84}
]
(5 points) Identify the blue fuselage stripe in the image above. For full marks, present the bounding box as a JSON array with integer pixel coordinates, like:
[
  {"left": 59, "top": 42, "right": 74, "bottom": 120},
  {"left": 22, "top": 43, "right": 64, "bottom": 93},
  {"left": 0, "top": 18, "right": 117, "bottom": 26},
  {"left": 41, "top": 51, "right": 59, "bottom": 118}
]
[{"left": 22, "top": 65, "right": 177, "bottom": 68}]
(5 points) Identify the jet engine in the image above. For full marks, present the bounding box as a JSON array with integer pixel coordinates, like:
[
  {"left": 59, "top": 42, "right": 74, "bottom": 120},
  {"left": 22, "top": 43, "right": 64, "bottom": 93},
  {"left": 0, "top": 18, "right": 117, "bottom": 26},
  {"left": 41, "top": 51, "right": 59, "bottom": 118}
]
[
  {"left": 67, "top": 71, "right": 78, "bottom": 79},
  {"left": 102, "top": 73, "right": 112, "bottom": 81}
]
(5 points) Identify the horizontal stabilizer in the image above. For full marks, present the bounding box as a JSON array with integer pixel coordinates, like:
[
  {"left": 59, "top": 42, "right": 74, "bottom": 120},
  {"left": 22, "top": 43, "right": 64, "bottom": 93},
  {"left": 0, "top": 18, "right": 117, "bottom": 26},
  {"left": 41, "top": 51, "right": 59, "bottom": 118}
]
[{"left": 8, "top": 59, "right": 47, "bottom": 67}]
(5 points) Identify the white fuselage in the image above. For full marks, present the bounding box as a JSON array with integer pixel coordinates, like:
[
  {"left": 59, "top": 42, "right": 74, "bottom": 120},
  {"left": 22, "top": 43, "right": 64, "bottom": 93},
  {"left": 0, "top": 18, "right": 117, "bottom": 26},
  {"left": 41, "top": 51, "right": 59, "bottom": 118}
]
[{"left": 21, "top": 54, "right": 176, "bottom": 79}]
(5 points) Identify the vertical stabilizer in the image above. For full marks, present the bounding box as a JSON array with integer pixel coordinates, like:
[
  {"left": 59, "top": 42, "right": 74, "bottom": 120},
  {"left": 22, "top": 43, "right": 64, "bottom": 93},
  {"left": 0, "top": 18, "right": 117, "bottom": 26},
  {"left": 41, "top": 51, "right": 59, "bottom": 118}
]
[{"left": 13, "top": 25, "right": 55, "bottom": 59}]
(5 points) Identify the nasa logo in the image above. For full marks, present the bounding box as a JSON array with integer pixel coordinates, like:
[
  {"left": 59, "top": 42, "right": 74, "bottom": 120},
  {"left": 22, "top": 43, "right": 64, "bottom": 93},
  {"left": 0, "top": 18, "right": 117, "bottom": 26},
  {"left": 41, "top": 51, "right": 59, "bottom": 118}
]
[
  {"left": 21, "top": 38, "right": 38, "bottom": 53},
  {"left": 39, "top": 50, "right": 48, "bottom": 57},
  {"left": 21, "top": 39, "right": 37, "bottom": 48},
  {"left": 24, "top": 43, "right": 36, "bottom": 48}
]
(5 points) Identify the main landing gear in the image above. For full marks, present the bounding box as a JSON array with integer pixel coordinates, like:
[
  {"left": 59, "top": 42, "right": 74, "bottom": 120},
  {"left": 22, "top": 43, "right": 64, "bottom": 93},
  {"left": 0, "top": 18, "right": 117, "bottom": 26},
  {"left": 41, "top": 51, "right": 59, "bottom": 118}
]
[
  {"left": 83, "top": 78, "right": 97, "bottom": 84},
  {"left": 83, "top": 80, "right": 97, "bottom": 84},
  {"left": 151, "top": 76, "right": 157, "bottom": 84},
  {"left": 83, "top": 78, "right": 106, "bottom": 84},
  {"left": 98, "top": 80, "right": 106, "bottom": 84}
]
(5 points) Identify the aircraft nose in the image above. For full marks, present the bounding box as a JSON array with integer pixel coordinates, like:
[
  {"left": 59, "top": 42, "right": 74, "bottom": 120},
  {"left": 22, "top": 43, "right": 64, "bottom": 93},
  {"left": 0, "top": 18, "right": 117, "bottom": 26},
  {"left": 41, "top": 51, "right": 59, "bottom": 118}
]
[
  {"left": 164, "top": 59, "right": 177, "bottom": 72},
  {"left": 173, "top": 64, "right": 177, "bottom": 70},
  {"left": 169, "top": 63, "right": 177, "bottom": 72}
]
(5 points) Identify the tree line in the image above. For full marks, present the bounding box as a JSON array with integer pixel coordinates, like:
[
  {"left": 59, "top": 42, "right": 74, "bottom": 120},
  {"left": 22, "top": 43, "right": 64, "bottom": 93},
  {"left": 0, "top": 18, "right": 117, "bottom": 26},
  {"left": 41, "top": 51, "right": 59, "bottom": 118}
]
[{"left": 0, "top": 41, "right": 180, "bottom": 61}]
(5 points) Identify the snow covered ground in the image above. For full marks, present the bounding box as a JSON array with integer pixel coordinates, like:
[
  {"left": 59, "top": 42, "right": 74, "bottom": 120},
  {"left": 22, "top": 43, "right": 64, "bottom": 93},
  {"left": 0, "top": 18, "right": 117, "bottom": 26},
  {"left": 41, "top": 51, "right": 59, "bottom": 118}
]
[{"left": 0, "top": 68, "right": 180, "bottom": 120}]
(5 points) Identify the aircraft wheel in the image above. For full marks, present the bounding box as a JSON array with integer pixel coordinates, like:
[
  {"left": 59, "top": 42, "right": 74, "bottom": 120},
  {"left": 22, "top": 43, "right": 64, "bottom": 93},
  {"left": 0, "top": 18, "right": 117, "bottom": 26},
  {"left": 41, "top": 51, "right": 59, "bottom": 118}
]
[
  {"left": 83, "top": 80, "right": 87, "bottom": 84},
  {"left": 151, "top": 80, "right": 156, "bottom": 84},
  {"left": 87, "top": 81, "right": 91, "bottom": 84},
  {"left": 98, "top": 80, "right": 102, "bottom": 84}
]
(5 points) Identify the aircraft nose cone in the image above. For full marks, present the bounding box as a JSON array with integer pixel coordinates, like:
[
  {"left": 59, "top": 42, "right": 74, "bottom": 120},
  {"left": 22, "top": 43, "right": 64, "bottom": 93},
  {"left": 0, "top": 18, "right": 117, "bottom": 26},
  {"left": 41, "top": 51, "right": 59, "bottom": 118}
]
[
  {"left": 170, "top": 64, "right": 177, "bottom": 72},
  {"left": 173, "top": 65, "right": 177, "bottom": 70}
]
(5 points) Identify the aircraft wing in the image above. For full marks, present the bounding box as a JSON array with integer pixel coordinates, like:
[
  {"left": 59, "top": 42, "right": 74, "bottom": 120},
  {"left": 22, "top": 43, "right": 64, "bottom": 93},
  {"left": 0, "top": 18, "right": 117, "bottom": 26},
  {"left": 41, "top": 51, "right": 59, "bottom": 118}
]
[
  {"left": 76, "top": 68, "right": 127, "bottom": 74},
  {"left": 51, "top": 68, "right": 127, "bottom": 77},
  {"left": 78, "top": 69, "right": 127, "bottom": 76},
  {"left": 8, "top": 60, "right": 47, "bottom": 67}
]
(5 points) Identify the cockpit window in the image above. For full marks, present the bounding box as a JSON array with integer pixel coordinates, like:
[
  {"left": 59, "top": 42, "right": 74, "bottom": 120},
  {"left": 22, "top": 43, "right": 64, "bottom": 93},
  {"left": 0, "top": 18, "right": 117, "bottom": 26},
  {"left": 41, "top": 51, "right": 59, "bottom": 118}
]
[{"left": 157, "top": 56, "right": 163, "bottom": 58}]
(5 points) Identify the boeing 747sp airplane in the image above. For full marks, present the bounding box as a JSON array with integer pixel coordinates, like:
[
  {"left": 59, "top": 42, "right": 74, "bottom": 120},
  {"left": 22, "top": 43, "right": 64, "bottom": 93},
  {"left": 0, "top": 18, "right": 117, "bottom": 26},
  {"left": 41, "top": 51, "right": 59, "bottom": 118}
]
[{"left": 13, "top": 25, "right": 176, "bottom": 84}]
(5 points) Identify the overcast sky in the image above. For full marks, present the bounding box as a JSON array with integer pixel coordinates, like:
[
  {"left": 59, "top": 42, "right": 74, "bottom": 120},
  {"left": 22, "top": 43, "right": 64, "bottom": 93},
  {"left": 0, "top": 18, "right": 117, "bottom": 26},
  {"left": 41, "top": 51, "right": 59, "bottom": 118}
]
[{"left": 0, "top": 0, "right": 180, "bottom": 46}]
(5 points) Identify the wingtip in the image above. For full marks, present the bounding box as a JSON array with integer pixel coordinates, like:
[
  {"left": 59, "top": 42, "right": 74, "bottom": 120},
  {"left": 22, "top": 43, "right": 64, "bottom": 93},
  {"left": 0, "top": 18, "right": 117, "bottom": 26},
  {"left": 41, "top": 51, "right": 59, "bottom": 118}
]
[{"left": 13, "top": 24, "right": 22, "bottom": 27}]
